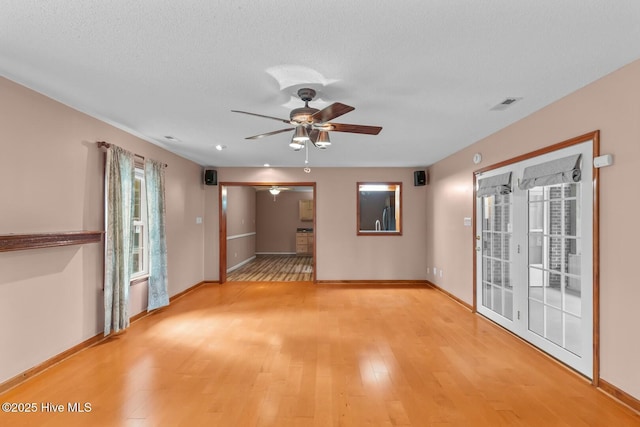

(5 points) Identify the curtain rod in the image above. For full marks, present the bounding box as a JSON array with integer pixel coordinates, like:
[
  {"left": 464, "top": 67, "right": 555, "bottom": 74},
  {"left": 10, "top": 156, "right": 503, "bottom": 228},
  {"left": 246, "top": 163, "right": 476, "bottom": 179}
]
[{"left": 96, "top": 141, "right": 167, "bottom": 168}]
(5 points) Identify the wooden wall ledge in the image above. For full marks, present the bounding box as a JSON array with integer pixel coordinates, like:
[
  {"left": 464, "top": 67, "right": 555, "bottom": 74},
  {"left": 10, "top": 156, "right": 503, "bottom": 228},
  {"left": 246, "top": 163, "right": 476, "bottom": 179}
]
[{"left": 0, "top": 231, "right": 104, "bottom": 252}]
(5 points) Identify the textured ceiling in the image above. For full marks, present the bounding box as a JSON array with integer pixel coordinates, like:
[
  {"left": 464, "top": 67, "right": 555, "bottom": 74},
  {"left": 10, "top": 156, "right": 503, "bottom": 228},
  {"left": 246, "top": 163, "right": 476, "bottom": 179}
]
[{"left": 2, "top": 1, "right": 640, "bottom": 168}]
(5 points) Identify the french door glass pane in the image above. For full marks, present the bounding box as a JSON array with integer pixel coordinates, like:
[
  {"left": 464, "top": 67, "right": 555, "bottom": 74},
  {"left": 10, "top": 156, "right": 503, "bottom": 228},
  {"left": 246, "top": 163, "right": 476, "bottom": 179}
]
[
  {"left": 527, "top": 182, "right": 582, "bottom": 356},
  {"left": 545, "top": 273, "right": 562, "bottom": 308},
  {"left": 492, "top": 260, "right": 502, "bottom": 285},
  {"left": 483, "top": 257, "right": 491, "bottom": 282},
  {"left": 546, "top": 306, "right": 563, "bottom": 346},
  {"left": 529, "top": 299, "right": 544, "bottom": 336},
  {"left": 492, "top": 285, "right": 503, "bottom": 315},
  {"left": 480, "top": 194, "right": 513, "bottom": 320},
  {"left": 565, "top": 200, "right": 578, "bottom": 236},
  {"left": 483, "top": 283, "right": 492, "bottom": 308},
  {"left": 529, "top": 267, "right": 543, "bottom": 294},
  {"left": 504, "top": 261, "right": 511, "bottom": 288},
  {"left": 565, "top": 313, "right": 582, "bottom": 355},
  {"left": 504, "top": 289, "right": 513, "bottom": 320},
  {"left": 492, "top": 232, "right": 501, "bottom": 258},
  {"left": 503, "top": 233, "right": 511, "bottom": 261}
]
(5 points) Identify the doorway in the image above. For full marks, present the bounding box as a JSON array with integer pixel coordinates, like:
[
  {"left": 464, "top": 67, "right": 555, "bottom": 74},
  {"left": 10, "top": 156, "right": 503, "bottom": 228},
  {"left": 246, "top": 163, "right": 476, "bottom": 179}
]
[
  {"left": 474, "top": 133, "right": 598, "bottom": 379},
  {"left": 219, "top": 182, "right": 316, "bottom": 283}
]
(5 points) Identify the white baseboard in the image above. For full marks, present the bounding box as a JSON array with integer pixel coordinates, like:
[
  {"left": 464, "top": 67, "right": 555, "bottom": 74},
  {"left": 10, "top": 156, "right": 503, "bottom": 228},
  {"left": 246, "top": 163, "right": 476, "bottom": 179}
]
[
  {"left": 227, "top": 255, "right": 256, "bottom": 273},
  {"left": 255, "top": 252, "right": 296, "bottom": 255}
]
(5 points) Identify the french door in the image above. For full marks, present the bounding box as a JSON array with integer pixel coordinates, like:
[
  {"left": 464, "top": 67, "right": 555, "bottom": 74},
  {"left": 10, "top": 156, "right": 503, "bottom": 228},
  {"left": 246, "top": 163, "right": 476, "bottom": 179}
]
[{"left": 475, "top": 140, "right": 594, "bottom": 377}]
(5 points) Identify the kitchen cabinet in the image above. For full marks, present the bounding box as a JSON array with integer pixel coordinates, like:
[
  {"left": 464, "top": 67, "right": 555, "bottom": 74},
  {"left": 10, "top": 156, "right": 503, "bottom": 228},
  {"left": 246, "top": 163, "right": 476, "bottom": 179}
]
[
  {"left": 299, "top": 200, "right": 313, "bottom": 221},
  {"left": 296, "top": 230, "right": 313, "bottom": 256}
]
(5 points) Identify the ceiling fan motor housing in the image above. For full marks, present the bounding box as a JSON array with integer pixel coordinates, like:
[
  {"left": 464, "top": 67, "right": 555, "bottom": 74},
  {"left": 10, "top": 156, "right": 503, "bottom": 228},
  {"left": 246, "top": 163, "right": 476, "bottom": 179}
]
[
  {"left": 291, "top": 88, "right": 319, "bottom": 124},
  {"left": 290, "top": 107, "right": 319, "bottom": 124}
]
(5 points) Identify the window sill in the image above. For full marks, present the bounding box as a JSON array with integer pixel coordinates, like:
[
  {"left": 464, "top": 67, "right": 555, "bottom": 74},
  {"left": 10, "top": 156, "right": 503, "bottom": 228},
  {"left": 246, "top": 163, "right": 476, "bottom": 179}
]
[{"left": 130, "top": 274, "right": 149, "bottom": 286}]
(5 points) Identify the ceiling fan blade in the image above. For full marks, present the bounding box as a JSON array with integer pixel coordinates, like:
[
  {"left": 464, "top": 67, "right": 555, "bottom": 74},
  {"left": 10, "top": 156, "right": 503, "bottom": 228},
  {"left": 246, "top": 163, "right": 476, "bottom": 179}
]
[
  {"left": 246, "top": 128, "right": 294, "bottom": 140},
  {"left": 231, "top": 110, "right": 291, "bottom": 124},
  {"left": 328, "top": 123, "right": 383, "bottom": 135},
  {"left": 310, "top": 102, "right": 355, "bottom": 123}
]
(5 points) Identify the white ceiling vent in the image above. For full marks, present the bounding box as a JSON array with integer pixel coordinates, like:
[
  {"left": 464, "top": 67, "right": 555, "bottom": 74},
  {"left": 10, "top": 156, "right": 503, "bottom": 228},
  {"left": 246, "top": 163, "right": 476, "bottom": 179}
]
[{"left": 490, "top": 97, "right": 522, "bottom": 111}]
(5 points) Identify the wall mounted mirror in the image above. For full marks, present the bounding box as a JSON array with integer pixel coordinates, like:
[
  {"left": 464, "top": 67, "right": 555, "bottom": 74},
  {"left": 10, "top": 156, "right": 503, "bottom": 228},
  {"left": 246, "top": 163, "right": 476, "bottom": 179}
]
[{"left": 357, "top": 182, "right": 402, "bottom": 235}]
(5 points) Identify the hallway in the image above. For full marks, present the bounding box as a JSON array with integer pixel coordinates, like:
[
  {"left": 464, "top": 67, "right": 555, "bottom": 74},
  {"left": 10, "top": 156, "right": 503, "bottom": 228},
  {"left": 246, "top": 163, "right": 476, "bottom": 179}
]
[{"left": 227, "top": 254, "right": 313, "bottom": 282}]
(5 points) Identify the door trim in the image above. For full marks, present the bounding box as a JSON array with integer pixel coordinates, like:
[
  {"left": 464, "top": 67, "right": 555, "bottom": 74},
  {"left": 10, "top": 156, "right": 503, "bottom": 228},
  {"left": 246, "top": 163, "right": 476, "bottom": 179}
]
[
  {"left": 218, "top": 181, "right": 317, "bottom": 284},
  {"left": 472, "top": 130, "right": 600, "bottom": 384}
]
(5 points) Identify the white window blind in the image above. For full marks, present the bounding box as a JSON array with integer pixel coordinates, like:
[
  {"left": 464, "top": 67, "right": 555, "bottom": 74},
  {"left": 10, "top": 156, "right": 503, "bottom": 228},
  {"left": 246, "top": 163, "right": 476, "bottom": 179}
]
[
  {"left": 476, "top": 171, "right": 512, "bottom": 197},
  {"left": 519, "top": 154, "right": 582, "bottom": 190}
]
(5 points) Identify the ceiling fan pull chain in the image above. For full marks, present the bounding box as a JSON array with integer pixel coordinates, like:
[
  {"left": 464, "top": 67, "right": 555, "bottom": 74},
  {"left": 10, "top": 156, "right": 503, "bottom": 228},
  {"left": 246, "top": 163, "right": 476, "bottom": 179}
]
[{"left": 305, "top": 142, "right": 309, "bottom": 165}]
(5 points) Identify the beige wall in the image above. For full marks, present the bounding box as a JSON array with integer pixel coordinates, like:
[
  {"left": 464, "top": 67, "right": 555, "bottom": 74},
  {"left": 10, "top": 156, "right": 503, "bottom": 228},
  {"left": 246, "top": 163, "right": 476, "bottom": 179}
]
[
  {"left": 425, "top": 59, "right": 640, "bottom": 399},
  {"left": 226, "top": 186, "right": 256, "bottom": 270},
  {"left": 256, "top": 189, "right": 313, "bottom": 253},
  {"left": 0, "top": 77, "right": 205, "bottom": 384},
  {"left": 208, "top": 168, "right": 429, "bottom": 281}
]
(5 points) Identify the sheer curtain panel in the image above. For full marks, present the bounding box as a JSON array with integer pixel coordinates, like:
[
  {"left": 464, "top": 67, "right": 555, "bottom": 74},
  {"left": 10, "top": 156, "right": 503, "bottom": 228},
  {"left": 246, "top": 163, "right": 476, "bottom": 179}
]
[
  {"left": 104, "top": 146, "right": 135, "bottom": 335},
  {"left": 145, "top": 158, "right": 169, "bottom": 311}
]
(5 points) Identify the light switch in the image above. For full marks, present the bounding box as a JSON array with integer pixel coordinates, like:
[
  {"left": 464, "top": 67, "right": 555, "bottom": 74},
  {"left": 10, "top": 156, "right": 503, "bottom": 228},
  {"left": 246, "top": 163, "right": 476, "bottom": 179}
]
[{"left": 196, "top": 217, "right": 203, "bottom": 224}]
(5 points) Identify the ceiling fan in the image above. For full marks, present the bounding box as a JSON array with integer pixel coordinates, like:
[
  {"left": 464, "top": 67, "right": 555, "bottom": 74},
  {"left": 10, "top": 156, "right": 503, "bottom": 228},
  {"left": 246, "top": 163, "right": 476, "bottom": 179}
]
[
  {"left": 256, "top": 185, "right": 292, "bottom": 200},
  {"left": 232, "top": 88, "right": 382, "bottom": 150},
  {"left": 255, "top": 185, "right": 292, "bottom": 194}
]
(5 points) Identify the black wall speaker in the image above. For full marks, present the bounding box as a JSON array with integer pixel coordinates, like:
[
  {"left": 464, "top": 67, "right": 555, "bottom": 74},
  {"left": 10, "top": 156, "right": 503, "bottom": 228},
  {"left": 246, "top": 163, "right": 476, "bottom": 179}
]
[
  {"left": 203, "top": 169, "right": 217, "bottom": 186},
  {"left": 414, "top": 170, "right": 426, "bottom": 186}
]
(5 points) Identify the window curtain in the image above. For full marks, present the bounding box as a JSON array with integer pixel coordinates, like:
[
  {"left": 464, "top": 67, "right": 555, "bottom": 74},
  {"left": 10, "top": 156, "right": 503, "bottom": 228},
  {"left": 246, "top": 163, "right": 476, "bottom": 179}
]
[
  {"left": 145, "top": 158, "right": 169, "bottom": 311},
  {"left": 104, "top": 145, "right": 135, "bottom": 336},
  {"left": 519, "top": 154, "right": 582, "bottom": 190},
  {"left": 476, "top": 171, "right": 512, "bottom": 197}
]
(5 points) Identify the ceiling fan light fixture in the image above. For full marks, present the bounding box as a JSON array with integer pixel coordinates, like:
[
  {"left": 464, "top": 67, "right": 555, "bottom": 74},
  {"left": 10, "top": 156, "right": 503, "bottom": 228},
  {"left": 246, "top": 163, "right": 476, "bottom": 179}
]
[
  {"left": 292, "top": 125, "right": 310, "bottom": 142},
  {"left": 315, "top": 130, "right": 331, "bottom": 149},
  {"left": 289, "top": 138, "right": 304, "bottom": 151}
]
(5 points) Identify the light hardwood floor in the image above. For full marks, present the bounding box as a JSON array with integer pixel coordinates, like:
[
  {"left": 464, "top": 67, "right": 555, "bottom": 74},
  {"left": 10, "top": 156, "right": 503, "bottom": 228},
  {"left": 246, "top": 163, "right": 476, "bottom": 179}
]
[
  {"left": 227, "top": 255, "right": 313, "bottom": 282},
  {"left": 1, "top": 282, "right": 638, "bottom": 426}
]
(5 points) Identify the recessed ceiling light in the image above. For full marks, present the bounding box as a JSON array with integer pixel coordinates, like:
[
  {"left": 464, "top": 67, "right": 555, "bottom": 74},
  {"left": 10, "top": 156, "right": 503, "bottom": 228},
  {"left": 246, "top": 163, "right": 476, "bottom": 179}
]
[
  {"left": 215, "top": 144, "right": 226, "bottom": 151},
  {"left": 264, "top": 163, "right": 270, "bottom": 167}
]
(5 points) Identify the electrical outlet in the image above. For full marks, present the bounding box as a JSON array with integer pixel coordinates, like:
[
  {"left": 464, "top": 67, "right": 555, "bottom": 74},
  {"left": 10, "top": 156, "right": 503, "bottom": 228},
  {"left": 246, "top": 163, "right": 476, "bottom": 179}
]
[
  {"left": 426, "top": 267, "right": 430, "bottom": 274},
  {"left": 439, "top": 270, "right": 443, "bottom": 278}
]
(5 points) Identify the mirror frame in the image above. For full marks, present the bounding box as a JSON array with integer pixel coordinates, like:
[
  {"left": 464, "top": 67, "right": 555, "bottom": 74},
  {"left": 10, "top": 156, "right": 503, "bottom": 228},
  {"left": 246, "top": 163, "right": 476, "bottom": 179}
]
[{"left": 357, "top": 182, "right": 402, "bottom": 236}]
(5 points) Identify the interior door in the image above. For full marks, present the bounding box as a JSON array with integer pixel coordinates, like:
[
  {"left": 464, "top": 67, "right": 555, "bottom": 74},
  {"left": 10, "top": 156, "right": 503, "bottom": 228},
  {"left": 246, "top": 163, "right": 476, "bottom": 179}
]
[{"left": 475, "top": 141, "right": 593, "bottom": 377}]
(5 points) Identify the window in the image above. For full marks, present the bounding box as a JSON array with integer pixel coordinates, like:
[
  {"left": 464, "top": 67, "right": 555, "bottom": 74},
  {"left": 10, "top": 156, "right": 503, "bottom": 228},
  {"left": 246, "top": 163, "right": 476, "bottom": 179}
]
[
  {"left": 357, "top": 182, "right": 402, "bottom": 235},
  {"left": 131, "top": 167, "right": 148, "bottom": 279}
]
